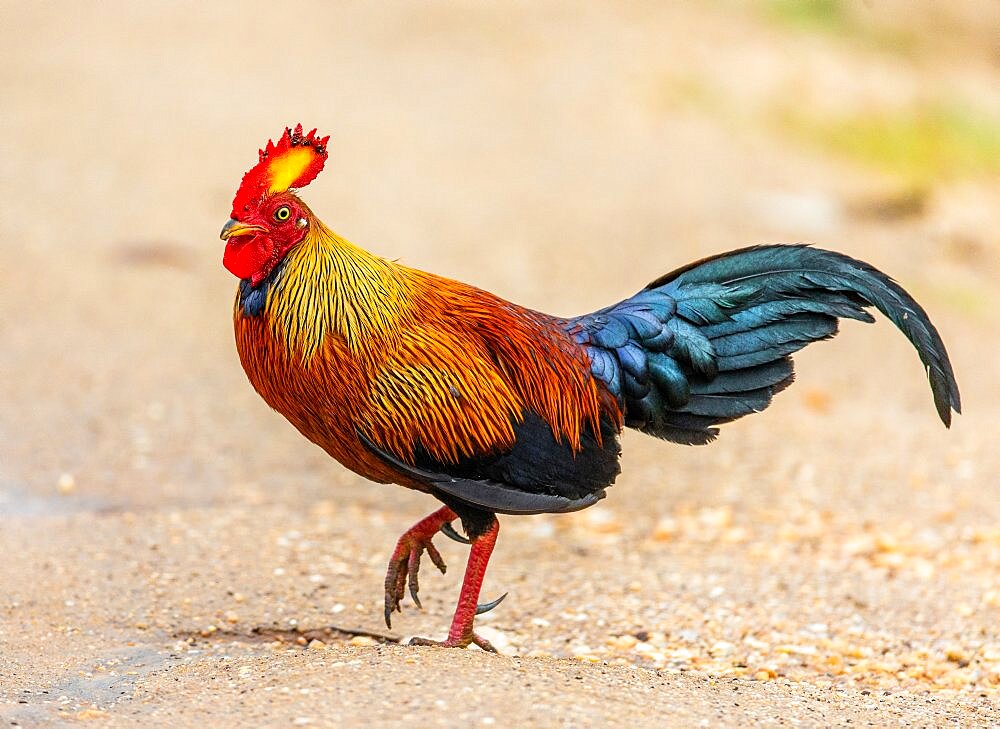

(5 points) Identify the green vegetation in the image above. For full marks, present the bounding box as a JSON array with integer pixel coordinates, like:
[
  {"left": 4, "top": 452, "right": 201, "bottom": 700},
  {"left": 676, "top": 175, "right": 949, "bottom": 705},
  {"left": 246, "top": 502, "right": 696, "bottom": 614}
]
[
  {"left": 779, "top": 103, "right": 1000, "bottom": 185},
  {"left": 761, "top": 0, "right": 915, "bottom": 54},
  {"left": 764, "top": 0, "right": 848, "bottom": 33}
]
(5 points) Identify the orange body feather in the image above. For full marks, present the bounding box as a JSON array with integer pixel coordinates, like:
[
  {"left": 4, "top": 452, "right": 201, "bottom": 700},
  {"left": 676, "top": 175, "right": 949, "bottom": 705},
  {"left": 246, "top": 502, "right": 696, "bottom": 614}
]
[{"left": 234, "top": 219, "right": 616, "bottom": 491}]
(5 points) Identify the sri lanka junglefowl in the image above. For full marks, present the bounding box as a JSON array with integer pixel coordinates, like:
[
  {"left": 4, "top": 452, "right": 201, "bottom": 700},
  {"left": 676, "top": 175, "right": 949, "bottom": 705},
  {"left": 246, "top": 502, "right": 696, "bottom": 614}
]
[{"left": 221, "top": 124, "right": 960, "bottom": 651}]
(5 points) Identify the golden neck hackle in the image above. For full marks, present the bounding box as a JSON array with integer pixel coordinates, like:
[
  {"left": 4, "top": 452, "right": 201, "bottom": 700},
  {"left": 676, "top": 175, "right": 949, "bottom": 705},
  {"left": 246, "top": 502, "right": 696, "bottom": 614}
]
[{"left": 264, "top": 220, "right": 413, "bottom": 362}]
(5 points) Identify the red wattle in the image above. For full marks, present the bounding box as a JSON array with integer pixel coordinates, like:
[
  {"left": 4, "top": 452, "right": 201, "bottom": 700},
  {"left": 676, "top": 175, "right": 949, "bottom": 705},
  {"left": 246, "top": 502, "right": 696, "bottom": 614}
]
[{"left": 223, "top": 234, "right": 275, "bottom": 281}]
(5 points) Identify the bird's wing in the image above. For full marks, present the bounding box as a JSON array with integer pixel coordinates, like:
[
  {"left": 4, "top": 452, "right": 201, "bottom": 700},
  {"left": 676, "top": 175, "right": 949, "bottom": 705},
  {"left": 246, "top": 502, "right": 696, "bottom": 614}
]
[
  {"left": 357, "top": 428, "right": 607, "bottom": 515},
  {"left": 566, "top": 244, "right": 959, "bottom": 445},
  {"left": 358, "top": 314, "right": 621, "bottom": 516}
]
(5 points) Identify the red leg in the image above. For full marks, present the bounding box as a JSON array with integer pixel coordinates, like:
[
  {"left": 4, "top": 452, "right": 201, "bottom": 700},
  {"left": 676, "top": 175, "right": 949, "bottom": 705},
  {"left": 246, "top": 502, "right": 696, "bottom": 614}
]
[
  {"left": 409, "top": 516, "right": 500, "bottom": 651},
  {"left": 384, "top": 506, "right": 457, "bottom": 628}
]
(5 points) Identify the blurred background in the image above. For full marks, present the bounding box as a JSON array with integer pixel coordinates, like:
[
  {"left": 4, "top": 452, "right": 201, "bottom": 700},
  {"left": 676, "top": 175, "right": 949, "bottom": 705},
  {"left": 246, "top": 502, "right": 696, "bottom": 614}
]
[
  {"left": 2, "top": 0, "right": 1000, "bottom": 716},
  {"left": 2, "top": 0, "right": 997, "bottom": 513}
]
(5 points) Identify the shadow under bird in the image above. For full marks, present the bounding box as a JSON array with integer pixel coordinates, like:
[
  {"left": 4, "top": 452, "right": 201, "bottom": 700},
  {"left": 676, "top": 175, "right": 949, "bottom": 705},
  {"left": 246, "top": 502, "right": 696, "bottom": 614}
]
[{"left": 220, "top": 124, "right": 960, "bottom": 651}]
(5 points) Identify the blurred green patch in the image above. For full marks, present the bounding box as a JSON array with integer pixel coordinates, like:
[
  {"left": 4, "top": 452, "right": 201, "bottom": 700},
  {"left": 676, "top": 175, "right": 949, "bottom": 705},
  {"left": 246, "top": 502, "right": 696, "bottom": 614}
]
[
  {"left": 779, "top": 103, "right": 1000, "bottom": 185},
  {"left": 765, "top": 0, "right": 847, "bottom": 32},
  {"left": 761, "top": 0, "right": 915, "bottom": 54},
  {"left": 664, "top": 76, "right": 722, "bottom": 111},
  {"left": 654, "top": 75, "right": 727, "bottom": 116},
  {"left": 924, "top": 282, "right": 992, "bottom": 319}
]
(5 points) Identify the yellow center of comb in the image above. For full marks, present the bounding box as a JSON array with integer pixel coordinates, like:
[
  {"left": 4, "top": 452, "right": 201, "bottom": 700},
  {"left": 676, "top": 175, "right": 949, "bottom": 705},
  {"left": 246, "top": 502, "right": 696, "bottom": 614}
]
[{"left": 268, "top": 148, "right": 316, "bottom": 194}]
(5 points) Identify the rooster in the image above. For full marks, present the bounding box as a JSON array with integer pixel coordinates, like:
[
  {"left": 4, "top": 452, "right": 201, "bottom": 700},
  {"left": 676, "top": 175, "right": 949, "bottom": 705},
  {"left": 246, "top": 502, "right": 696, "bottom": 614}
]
[{"left": 221, "top": 125, "right": 960, "bottom": 651}]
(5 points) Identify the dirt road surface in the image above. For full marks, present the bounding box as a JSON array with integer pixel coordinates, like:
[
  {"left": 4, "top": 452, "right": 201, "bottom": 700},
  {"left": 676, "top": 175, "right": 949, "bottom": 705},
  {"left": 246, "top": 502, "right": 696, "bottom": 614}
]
[{"left": 2, "top": 2, "right": 999, "bottom": 726}]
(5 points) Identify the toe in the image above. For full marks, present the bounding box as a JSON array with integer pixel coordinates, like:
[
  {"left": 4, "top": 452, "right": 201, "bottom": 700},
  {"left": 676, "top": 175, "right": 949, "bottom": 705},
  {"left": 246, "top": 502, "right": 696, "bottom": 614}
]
[{"left": 407, "top": 549, "right": 423, "bottom": 608}]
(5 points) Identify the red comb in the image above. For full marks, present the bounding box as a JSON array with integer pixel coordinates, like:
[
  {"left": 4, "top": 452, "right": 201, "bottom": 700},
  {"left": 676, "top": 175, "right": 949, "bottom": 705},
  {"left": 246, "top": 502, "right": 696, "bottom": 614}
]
[{"left": 231, "top": 124, "right": 330, "bottom": 217}]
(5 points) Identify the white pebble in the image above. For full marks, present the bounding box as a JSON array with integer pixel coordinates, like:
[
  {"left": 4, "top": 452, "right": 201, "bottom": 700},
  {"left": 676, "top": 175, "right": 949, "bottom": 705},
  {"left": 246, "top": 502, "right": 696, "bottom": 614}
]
[{"left": 57, "top": 473, "right": 76, "bottom": 495}]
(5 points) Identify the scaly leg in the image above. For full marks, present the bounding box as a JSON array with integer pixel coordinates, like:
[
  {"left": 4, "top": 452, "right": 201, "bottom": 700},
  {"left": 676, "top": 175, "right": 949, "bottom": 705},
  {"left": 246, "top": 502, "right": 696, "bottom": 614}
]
[
  {"left": 408, "top": 516, "right": 500, "bottom": 651},
  {"left": 383, "top": 506, "right": 457, "bottom": 628}
]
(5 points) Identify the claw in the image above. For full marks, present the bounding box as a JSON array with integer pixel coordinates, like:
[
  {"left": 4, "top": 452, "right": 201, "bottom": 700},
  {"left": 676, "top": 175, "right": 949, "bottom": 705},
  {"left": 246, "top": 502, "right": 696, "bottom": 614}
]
[
  {"left": 471, "top": 633, "right": 499, "bottom": 653},
  {"left": 475, "top": 591, "right": 508, "bottom": 615},
  {"left": 425, "top": 541, "right": 447, "bottom": 573},
  {"left": 440, "top": 521, "right": 471, "bottom": 544},
  {"left": 407, "top": 548, "right": 423, "bottom": 609}
]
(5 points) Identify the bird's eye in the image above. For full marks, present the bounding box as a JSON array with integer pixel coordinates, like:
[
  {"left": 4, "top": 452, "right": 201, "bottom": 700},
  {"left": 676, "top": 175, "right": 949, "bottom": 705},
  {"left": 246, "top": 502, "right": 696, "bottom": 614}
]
[{"left": 274, "top": 206, "right": 291, "bottom": 222}]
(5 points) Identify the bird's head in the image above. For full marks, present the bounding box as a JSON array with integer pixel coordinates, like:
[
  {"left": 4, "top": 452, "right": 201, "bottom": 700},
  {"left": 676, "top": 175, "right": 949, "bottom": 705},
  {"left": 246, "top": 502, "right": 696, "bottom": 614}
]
[{"left": 220, "top": 124, "right": 330, "bottom": 285}]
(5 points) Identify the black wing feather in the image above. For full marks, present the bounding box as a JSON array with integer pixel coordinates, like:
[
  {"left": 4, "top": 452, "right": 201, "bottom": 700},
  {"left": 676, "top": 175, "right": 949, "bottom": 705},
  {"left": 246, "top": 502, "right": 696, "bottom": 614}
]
[{"left": 357, "top": 412, "right": 620, "bottom": 516}]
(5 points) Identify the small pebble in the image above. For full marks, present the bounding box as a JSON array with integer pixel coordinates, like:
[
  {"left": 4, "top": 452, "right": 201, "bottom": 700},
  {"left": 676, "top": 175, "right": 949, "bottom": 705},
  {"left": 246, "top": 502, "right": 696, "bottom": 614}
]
[
  {"left": 57, "top": 473, "right": 76, "bottom": 495},
  {"left": 75, "top": 708, "right": 107, "bottom": 720},
  {"left": 651, "top": 517, "right": 677, "bottom": 541},
  {"left": 946, "top": 648, "right": 969, "bottom": 665},
  {"left": 776, "top": 644, "right": 817, "bottom": 656},
  {"left": 609, "top": 634, "right": 638, "bottom": 650},
  {"left": 710, "top": 641, "right": 735, "bottom": 656}
]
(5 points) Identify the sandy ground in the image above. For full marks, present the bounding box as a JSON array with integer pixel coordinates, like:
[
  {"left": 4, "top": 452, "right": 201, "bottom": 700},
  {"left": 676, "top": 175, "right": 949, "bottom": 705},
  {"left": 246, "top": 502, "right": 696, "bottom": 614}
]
[{"left": 2, "top": 1, "right": 1000, "bottom": 726}]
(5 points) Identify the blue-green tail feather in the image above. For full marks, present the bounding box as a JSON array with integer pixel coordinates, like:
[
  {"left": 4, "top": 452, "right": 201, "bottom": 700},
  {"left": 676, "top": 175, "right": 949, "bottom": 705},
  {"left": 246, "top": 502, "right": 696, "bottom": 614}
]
[{"left": 566, "top": 244, "right": 960, "bottom": 445}]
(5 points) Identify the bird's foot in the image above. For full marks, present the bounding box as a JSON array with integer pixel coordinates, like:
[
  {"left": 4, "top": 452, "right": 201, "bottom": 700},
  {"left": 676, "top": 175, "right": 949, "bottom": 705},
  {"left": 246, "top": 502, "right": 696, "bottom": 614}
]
[
  {"left": 384, "top": 507, "right": 457, "bottom": 628},
  {"left": 402, "top": 591, "right": 508, "bottom": 650},
  {"left": 405, "top": 517, "right": 503, "bottom": 652},
  {"left": 407, "top": 631, "right": 499, "bottom": 653}
]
